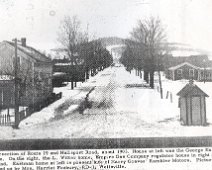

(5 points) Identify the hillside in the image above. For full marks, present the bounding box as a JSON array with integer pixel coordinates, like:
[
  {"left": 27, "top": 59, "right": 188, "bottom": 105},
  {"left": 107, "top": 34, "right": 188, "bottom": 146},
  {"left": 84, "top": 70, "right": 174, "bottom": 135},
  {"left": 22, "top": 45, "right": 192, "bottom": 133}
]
[{"left": 98, "top": 37, "right": 125, "bottom": 47}]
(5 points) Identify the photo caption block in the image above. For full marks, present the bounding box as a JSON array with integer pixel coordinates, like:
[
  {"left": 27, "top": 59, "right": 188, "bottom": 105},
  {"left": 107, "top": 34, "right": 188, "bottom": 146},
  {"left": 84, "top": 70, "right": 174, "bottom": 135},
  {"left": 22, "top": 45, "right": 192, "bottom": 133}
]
[{"left": 1, "top": 147, "right": 212, "bottom": 170}]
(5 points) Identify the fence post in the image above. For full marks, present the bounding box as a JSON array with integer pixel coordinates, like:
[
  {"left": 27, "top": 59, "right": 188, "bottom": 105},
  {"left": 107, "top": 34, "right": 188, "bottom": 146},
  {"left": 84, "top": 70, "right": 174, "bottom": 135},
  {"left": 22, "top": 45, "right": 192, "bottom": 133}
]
[
  {"left": 170, "top": 93, "right": 173, "bottom": 103},
  {"left": 4, "top": 114, "right": 6, "bottom": 125},
  {"left": 26, "top": 108, "right": 28, "bottom": 116},
  {"left": 1, "top": 114, "right": 3, "bottom": 125},
  {"left": 166, "top": 91, "right": 169, "bottom": 99},
  {"left": 7, "top": 112, "right": 10, "bottom": 123}
]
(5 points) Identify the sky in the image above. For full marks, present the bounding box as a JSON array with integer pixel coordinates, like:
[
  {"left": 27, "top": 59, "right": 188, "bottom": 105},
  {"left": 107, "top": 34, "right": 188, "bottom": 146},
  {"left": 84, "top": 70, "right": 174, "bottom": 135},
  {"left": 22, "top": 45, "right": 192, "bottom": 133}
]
[{"left": 0, "top": 0, "right": 212, "bottom": 53}]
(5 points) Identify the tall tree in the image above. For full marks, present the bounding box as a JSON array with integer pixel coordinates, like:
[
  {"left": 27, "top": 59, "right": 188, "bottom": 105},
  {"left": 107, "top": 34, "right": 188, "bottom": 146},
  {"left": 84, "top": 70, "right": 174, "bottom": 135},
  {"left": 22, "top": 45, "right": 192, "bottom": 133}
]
[
  {"left": 57, "top": 15, "right": 88, "bottom": 89},
  {"left": 79, "top": 40, "right": 113, "bottom": 78},
  {"left": 130, "top": 17, "right": 167, "bottom": 89}
]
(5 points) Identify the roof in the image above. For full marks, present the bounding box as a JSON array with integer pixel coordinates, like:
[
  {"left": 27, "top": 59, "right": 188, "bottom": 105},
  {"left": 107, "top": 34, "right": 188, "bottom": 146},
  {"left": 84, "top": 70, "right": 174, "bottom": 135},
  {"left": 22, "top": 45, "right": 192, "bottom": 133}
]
[
  {"left": 168, "top": 62, "right": 201, "bottom": 70},
  {"left": 50, "top": 48, "right": 80, "bottom": 59},
  {"left": 200, "top": 67, "right": 212, "bottom": 70},
  {"left": 177, "top": 83, "right": 209, "bottom": 97},
  {"left": 54, "top": 62, "right": 82, "bottom": 66},
  {"left": 53, "top": 72, "right": 67, "bottom": 77},
  {"left": 5, "top": 41, "right": 51, "bottom": 63}
]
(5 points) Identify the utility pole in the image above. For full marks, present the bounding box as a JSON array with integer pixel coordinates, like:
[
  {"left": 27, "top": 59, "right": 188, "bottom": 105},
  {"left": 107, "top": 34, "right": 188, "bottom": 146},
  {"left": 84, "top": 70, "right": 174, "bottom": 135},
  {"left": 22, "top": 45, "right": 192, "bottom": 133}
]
[
  {"left": 158, "top": 70, "right": 163, "bottom": 99},
  {"left": 13, "top": 38, "right": 19, "bottom": 129},
  {"left": 157, "top": 55, "right": 163, "bottom": 99},
  {"left": 203, "top": 59, "right": 206, "bottom": 83},
  {"left": 71, "top": 52, "right": 74, "bottom": 90}
]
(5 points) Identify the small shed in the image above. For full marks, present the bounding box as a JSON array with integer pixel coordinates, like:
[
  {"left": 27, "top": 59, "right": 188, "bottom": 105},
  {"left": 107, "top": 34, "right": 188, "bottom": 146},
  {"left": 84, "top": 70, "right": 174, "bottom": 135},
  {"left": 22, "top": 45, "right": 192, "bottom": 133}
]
[{"left": 177, "top": 80, "right": 209, "bottom": 126}]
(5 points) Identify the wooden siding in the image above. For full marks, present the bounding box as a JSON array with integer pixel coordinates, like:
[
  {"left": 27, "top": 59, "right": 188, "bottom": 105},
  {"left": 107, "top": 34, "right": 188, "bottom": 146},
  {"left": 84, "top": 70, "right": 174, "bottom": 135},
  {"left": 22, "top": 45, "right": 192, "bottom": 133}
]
[
  {"left": 174, "top": 65, "right": 199, "bottom": 80},
  {"left": 0, "top": 42, "right": 53, "bottom": 106},
  {"left": 167, "top": 64, "right": 199, "bottom": 81}
]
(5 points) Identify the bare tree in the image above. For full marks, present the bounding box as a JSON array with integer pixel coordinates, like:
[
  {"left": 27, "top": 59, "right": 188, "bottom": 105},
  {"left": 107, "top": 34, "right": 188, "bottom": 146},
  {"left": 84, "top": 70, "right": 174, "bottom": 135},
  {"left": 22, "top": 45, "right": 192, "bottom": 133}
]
[
  {"left": 130, "top": 17, "right": 167, "bottom": 92},
  {"left": 57, "top": 15, "right": 89, "bottom": 89},
  {"left": 58, "top": 15, "right": 89, "bottom": 62}
]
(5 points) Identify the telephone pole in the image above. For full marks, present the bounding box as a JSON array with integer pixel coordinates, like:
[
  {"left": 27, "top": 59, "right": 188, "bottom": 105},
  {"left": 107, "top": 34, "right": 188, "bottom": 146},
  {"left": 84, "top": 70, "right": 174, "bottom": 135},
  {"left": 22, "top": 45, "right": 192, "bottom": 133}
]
[
  {"left": 203, "top": 59, "right": 206, "bottom": 83},
  {"left": 13, "top": 38, "right": 19, "bottom": 129}
]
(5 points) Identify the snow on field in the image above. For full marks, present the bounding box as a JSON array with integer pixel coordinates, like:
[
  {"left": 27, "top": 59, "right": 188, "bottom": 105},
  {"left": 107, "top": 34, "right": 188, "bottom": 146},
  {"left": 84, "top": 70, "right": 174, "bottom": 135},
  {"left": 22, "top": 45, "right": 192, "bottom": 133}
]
[
  {"left": 72, "top": 67, "right": 212, "bottom": 138},
  {"left": 0, "top": 66, "right": 212, "bottom": 139},
  {"left": 19, "top": 85, "right": 82, "bottom": 127},
  {"left": 112, "top": 69, "right": 212, "bottom": 137},
  {"left": 0, "top": 68, "right": 115, "bottom": 139},
  {"left": 18, "top": 73, "right": 106, "bottom": 128},
  {"left": 157, "top": 75, "right": 212, "bottom": 124}
]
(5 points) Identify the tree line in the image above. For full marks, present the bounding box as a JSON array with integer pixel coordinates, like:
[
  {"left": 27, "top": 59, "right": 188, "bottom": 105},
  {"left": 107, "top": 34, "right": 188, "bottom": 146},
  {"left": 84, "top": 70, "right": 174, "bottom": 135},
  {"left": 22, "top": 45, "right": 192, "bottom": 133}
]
[
  {"left": 120, "top": 17, "right": 168, "bottom": 94},
  {"left": 55, "top": 16, "right": 113, "bottom": 89}
]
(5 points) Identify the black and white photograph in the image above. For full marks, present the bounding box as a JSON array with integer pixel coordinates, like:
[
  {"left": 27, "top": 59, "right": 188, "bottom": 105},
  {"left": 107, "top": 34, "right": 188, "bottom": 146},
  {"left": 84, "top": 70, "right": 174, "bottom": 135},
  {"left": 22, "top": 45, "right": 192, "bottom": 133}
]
[{"left": 0, "top": 0, "right": 212, "bottom": 156}]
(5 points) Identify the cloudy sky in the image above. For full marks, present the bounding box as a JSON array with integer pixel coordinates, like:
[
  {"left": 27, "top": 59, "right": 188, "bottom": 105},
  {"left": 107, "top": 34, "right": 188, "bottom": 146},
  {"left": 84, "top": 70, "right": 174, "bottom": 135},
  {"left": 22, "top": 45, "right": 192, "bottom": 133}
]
[{"left": 0, "top": 0, "right": 212, "bottom": 52}]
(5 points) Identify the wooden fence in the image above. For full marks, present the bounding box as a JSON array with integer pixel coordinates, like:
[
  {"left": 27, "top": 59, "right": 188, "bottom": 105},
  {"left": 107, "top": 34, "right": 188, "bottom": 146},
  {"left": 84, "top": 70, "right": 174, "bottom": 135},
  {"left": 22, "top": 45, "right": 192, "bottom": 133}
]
[
  {"left": 0, "top": 113, "right": 13, "bottom": 126},
  {"left": 0, "top": 92, "right": 62, "bottom": 127}
]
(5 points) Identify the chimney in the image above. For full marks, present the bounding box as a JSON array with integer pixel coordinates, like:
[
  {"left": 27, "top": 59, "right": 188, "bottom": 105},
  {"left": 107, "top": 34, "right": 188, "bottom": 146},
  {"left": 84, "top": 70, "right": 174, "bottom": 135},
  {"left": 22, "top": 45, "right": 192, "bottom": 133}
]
[
  {"left": 189, "top": 79, "right": 194, "bottom": 86},
  {"left": 21, "top": 38, "right": 26, "bottom": 47}
]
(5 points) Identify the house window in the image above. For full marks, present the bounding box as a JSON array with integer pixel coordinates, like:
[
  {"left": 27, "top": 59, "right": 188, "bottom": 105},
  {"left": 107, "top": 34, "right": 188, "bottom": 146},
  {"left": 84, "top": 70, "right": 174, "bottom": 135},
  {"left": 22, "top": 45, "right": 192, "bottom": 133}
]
[
  {"left": 201, "top": 71, "right": 204, "bottom": 76},
  {"left": 48, "top": 79, "right": 51, "bottom": 85},
  {"left": 44, "top": 73, "right": 51, "bottom": 85},
  {"left": 177, "top": 69, "right": 182, "bottom": 78},
  {"left": 189, "top": 69, "right": 195, "bottom": 78},
  {"left": 35, "top": 71, "right": 42, "bottom": 81},
  {"left": 12, "top": 56, "right": 21, "bottom": 70},
  {"left": 19, "top": 56, "right": 22, "bottom": 65}
]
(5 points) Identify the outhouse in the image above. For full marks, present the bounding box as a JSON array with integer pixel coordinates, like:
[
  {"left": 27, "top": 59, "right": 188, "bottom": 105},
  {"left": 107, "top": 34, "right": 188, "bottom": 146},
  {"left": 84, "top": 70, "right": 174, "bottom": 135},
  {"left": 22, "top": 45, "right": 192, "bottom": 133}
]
[{"left": 177, "top": 80, "right": 209, "bottom": 126}]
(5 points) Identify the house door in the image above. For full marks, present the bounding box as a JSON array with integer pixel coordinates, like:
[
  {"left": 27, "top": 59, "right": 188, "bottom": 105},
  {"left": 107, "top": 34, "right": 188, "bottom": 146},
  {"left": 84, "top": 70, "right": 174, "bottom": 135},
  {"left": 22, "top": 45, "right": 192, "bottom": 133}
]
[{"left": 191, "top": 97, "right": 202, "bottom": 125}]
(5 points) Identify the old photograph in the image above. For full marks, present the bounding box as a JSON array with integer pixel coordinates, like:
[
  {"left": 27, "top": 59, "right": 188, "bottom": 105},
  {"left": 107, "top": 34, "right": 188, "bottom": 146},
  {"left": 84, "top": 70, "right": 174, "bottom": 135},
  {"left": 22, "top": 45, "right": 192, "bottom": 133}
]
[{"left": 0, "top": 0, "right": 212, "bottom": 150}]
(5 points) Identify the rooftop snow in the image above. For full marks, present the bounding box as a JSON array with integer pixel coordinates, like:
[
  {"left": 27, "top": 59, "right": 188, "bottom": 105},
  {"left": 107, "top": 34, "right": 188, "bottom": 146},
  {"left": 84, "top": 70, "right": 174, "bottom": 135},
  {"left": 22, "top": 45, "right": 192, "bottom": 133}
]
[
  {"left": 168, "top": 62, "right": 201, "bottom": 70},
  {"left": 5, "top": 41, "right": 51, "bottom": 62}
]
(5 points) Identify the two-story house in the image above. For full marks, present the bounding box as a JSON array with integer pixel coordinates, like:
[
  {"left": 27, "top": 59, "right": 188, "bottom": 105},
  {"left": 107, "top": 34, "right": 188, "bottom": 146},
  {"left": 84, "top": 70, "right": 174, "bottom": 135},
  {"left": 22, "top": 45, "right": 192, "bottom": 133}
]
[{"left": 0, "top": 38, "right": 53, "bottom": 108}]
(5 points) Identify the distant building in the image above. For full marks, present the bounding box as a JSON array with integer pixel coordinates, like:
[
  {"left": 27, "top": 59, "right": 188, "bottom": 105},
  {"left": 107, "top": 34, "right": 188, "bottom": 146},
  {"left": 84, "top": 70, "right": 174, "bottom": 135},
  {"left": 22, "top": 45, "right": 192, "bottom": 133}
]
[
  {"left": 163, "top": 54, "right": 209, "bottom": 70},
  {"left": 0, "top": 38, "right": 53, "bottom": 107},
  {"left": 166, "top": 62, "right": 212, "bottom": 82},
  {"left": 166, "top": 62, "right": 200, "bottom": 81},
  {"left": 198, "top": 68, "right": 212, "bottom": 82}
]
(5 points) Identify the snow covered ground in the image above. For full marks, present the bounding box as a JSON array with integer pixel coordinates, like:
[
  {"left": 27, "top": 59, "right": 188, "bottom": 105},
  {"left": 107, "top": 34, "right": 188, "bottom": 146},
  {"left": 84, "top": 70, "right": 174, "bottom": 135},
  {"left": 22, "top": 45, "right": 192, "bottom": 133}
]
[
  {"left": 0, "top": 66, "right": 212, "bottom": 139},
  {"left": 157, "top": 74, "right": 212, "bottom": 124}
]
